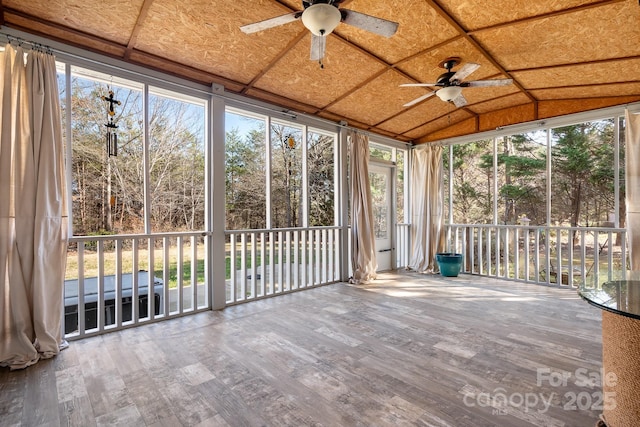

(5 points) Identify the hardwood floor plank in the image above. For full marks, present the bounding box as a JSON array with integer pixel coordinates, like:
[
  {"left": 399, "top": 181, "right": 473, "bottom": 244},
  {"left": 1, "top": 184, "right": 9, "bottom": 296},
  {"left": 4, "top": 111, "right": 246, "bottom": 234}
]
[{"left": 0, "top": 272, "right": 603, "bottom": 426}]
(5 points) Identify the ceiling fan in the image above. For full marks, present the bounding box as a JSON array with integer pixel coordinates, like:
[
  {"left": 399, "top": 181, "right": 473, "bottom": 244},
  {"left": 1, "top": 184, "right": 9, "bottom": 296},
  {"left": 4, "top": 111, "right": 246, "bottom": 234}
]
[
  {"left": 401, "top": 57, "right": 513, "bottom": 108},
  {"left": 240, "top": 0, "right": 399, "bottom": 66}
]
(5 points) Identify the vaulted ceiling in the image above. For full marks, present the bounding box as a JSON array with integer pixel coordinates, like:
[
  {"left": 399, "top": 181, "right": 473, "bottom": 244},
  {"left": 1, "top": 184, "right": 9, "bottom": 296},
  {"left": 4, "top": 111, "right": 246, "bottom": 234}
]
[{"left": 3, "top": 0, "right": 640, "bottom": 143}]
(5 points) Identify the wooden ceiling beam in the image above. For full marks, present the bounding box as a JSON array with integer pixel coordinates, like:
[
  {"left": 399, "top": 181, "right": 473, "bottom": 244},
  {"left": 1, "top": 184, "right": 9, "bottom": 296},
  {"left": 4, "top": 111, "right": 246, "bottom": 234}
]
[
  {"left": 468, "top": 0, "right": 625, "bottom": 35},
  {"left": 240, "top": 30, "right": 307, "bottom": 95},
  {"left": 396, "top": 92, "right": 525, "bottom": 137},
  {"left": 124, "top": 0, "right": 155, "bottom": 60},
  {"left": 315, "top": 35, "right": 464, "bottom": 115},
  {"left": 426, "top": 0, "right": 537, "bottom": 107},
  {"left": 528, "top": 81, "right": 640, "bottom": 91},
  {"left": 510, "top": 55, "right": 640, "bottom": 73}
]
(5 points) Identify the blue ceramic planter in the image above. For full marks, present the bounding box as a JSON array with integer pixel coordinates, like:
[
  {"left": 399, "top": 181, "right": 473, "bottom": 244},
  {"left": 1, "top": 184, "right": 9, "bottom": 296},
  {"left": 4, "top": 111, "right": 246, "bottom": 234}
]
[{"left": 436, "top": 253, "right": 463, "bottom": 277}]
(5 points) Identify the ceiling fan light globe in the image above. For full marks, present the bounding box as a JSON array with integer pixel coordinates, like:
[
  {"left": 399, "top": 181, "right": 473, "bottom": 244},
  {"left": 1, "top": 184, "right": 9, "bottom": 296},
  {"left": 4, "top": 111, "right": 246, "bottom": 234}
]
[
  {"left": 301, "top": 4, "right": 342, "bottom": 36},
  {"left": 436, "top": 86, "right": 462, "bottom": 102}
]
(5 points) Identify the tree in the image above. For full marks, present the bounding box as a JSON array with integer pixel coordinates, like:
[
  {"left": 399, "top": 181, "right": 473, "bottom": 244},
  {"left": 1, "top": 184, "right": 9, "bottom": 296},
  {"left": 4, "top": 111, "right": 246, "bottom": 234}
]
[
  {"left": 308, "top": 132, "right": 335, "bottom": 226},
  {"left": 449, "top": 140, "right": 493, "bottom": 223},
  {"left": 497, "top": 134, "right": 546, "bottom": 224},
  {"left": 225, "top": 127, "right": 266, "bottom": 230},
  {"left": 68, "top": 73, "right": 206, "bottom": 235},
  {"left": 271, "top": 125, "right": 302, "bottom": 228}
]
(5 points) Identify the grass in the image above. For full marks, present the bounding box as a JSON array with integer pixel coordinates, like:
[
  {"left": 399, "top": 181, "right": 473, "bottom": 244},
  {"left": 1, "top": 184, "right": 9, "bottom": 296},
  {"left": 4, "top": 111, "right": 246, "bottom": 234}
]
[
  {"left": 65, "top": 244, "right": 207, "bottom": 288},
  {"left": 66, "top": 241, "right": 330, "bottom": 288}
]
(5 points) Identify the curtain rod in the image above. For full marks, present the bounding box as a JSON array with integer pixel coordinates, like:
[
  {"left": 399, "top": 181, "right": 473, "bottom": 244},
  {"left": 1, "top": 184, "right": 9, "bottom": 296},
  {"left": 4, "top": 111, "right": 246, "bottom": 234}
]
[{"left": 0, "top": 32, "right": 53, "bottom": 54}]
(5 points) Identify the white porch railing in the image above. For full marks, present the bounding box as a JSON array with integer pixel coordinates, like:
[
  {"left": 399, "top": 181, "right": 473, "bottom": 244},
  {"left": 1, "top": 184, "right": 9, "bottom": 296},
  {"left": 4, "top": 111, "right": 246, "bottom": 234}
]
[
  {"left": 67, "top": 222, "right": 621, "bottom": 340},
  {"left": 64, "top": 232, "right": 209, "bottom": 339},
  {"left": 445, "top": 224, "right": 627, "bottom": 288},
  {"left": 225, "top": 226, "right": 341, "bottom": 304}
]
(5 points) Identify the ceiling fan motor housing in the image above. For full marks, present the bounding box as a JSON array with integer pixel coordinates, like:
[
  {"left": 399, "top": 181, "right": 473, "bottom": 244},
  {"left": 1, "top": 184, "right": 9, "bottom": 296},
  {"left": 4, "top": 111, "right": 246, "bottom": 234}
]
[
  {"left": 437, "top": 71, "right": 456, "bottom": 86},
  {"left": 301, "top": 3, "right": 342, "bottom": 36}
]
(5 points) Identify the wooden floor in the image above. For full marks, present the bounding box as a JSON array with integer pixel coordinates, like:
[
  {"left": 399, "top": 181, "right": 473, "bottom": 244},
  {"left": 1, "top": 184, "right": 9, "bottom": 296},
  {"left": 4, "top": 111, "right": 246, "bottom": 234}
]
[{"left": 1, "top": 271, "right": 604, "bottom": 427}]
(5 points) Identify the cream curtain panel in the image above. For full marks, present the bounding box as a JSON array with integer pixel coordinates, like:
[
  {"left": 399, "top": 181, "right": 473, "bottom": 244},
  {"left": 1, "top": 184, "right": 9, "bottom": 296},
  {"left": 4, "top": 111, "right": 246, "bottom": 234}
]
[
  {"left": 626, "top": 109, "right": 640, "bottom": 270},
  {"left": 0, "top": 44, "right": 68, "bottom": 370},
  {"left": 348, "top": 131, "right": 377, "bottom": 283},
  {"left": 409, "top": 145, "right": 445, "bottom": 273}
]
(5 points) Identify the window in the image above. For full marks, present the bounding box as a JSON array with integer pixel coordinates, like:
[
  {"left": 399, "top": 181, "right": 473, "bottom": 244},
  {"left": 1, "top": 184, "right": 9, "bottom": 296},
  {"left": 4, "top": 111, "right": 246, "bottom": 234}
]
[
  {"left": 271, "top": 122, "right": 303, "bottom": 228},
  {"left": 68, "top": 67, "right": 144, "bottom": 235},
  {"left": 308, "top": 129, "right": 336, "bottom": 226},
  {"left": 225, "top": 110, "right": 267, "bottom": 230},
  {"left": 550, "top": 120, "right": 615, "bottom": 227},
  {"left": 148, "top": 88, "right": 206, "bottom": 232},
  {"left": 498, "top": 131, "right": 546, "bottom": 225}
]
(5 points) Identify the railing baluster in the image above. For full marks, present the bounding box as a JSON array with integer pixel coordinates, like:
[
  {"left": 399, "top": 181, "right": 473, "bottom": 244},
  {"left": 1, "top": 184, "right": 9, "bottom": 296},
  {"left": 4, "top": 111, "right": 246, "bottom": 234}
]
[
  {"left": 177, "top": 236, "right": 183, "bottom": 315},
  {"left": 115, "top": 238, "right": 122, "bottom": 328},
  {"left": 300, "top": 230, "right": 309, "bottom": 288},
  {"left": 77, "top": 241, "right": 85, "bottom": 336},
  {"left": 316, "top": 229, "right": 322, "bottom": 285},
  {"left": 269, "top": 231, "right": 275, "bottom": 295},
  {"left": 283, "top": 231, "right": 295, "bottom": 291},
  {"left": 230, "top": 233, "right": 236, "bottom": 304},
  {"left": 132, "top": 239, "right": 139, "bottom": 323},
  {"left": 97, "top": 240, "right": 104, "bottom": 332},
  {"left": 277, "top": 231, "right": 283, "bottom": 294},
  {"left": 322, "top": 229, "right": 328, "bottom": 284},
  {"left": 291, "top": 230, "right": 301, "bottom": 289},
  {"left": 477, "top": 228, "right": 483, "bottom": 276},
  {"left": 163, "top": 237, "right": 170, "bottom": 317},
  {"left": 240, "top": 233, "right": 247, "bottom": 301},
  {"left": 148, "top": 237, "right": 155, "bottom": 321}
]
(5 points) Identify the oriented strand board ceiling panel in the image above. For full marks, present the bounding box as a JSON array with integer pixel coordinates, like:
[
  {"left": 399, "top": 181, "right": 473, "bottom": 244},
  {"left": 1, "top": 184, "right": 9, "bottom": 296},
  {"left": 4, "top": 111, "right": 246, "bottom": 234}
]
[
  {"left": 396, "top": 37, "right": 503, "bottom": 85},
  {"left": 333, "top": 0, "right": 459, "bottom": 64},
  {"left": 403, "top": 110, "right": 473, "bottom": 140},
  {"left": 377, "top": 100, "right": 441, "bottom": 135},
  {"left": 460, "top": 85, "right": 520, "bottom": 106},
  {"left": 133, "top": 0, "right": 303, "bottom": 84},
  {"left": 327, "top": 69, "right": 422, "bottom": 126},
  {"left": 419, "top": 116, "right": 478, "bottom": 142},
  {"left": 474, "top": 1, "right": 640, "bottom": 70},
  {"left": 244, "top": 87, "right": 321, "bottom": 115},
  {"left": 5, "top": 0, "right": 144, "bottom": 45},
  {"left": 2, "top": 12, "right": 128, "bottom": 58},
  {"left": 479, "top": 104, "right": 537, "bottom": 132},
  {"left": 438, "top": 0, "right": 607, "bottom": 31},
  {"left": 127, "top": 50, "right": 245, "bottom": 90},
  {"left": 531, "top": 83, "right": 640, "bottom": 100},
  {"left": 512, "top": 58, "right": 640, "bottom": 89},
  {"left": 468, "top": 93, "right": 532, "bottom": 115},
  {"left": 539, "top": 96, "right": 640, "bottom": 118},
  {"left": 252, "top": 34, "right": 386, "bottom": 108}
]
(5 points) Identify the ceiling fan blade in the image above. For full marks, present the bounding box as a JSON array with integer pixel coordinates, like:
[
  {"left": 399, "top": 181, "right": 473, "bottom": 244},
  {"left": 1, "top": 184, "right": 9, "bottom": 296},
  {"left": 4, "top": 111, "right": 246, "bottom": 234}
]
[
  {"left": 452, "top": 93, "right": 468, "bottom": 108},
  {"left": 465, "top": 79, "right": 513, "bottom": 87},
  {"left": 399, "top": 83, "right": 438, "bottom": 87},
  {"left": 341, "top": 9, "right": 399, "bottom": 38},
  {"left": 451, "top": 62, "right": 480, "bottom": 82},
  {"left": 310, "top": 34, "right": 326, "bottom": 61},
  {"left": 240, "top": 12, "right": 301, "bottom": 34},
  {"left": 403, "top": 92, "right": 435, "bottom": 107}
]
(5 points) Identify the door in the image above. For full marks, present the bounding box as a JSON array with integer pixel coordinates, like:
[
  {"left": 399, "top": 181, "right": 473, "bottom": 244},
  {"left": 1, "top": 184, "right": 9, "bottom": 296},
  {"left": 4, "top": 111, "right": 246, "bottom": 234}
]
[{"left": 369, "top": 164, "right": 394, "bottom": 271}]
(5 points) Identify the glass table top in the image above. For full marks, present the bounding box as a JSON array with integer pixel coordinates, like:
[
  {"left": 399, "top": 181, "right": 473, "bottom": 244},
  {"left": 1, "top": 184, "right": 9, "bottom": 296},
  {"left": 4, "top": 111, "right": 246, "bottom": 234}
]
[{"left": 579, "top": 280, "right": 640, "bottom": 320}]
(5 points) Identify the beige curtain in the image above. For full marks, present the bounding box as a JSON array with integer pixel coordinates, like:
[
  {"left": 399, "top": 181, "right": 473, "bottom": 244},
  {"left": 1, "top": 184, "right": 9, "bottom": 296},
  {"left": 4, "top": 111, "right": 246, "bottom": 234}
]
[
  {"left": 0, "top": 44, "right": 68, "bottom": 370},
  {"left": 349, "top": 131, "right": 377, "bottom": 283},
  {"left": 409, "top": 145, "right": 444, "bottom": 272},
  {"left": 626, "top": 109, "right": 640, "bottom": 270}
]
